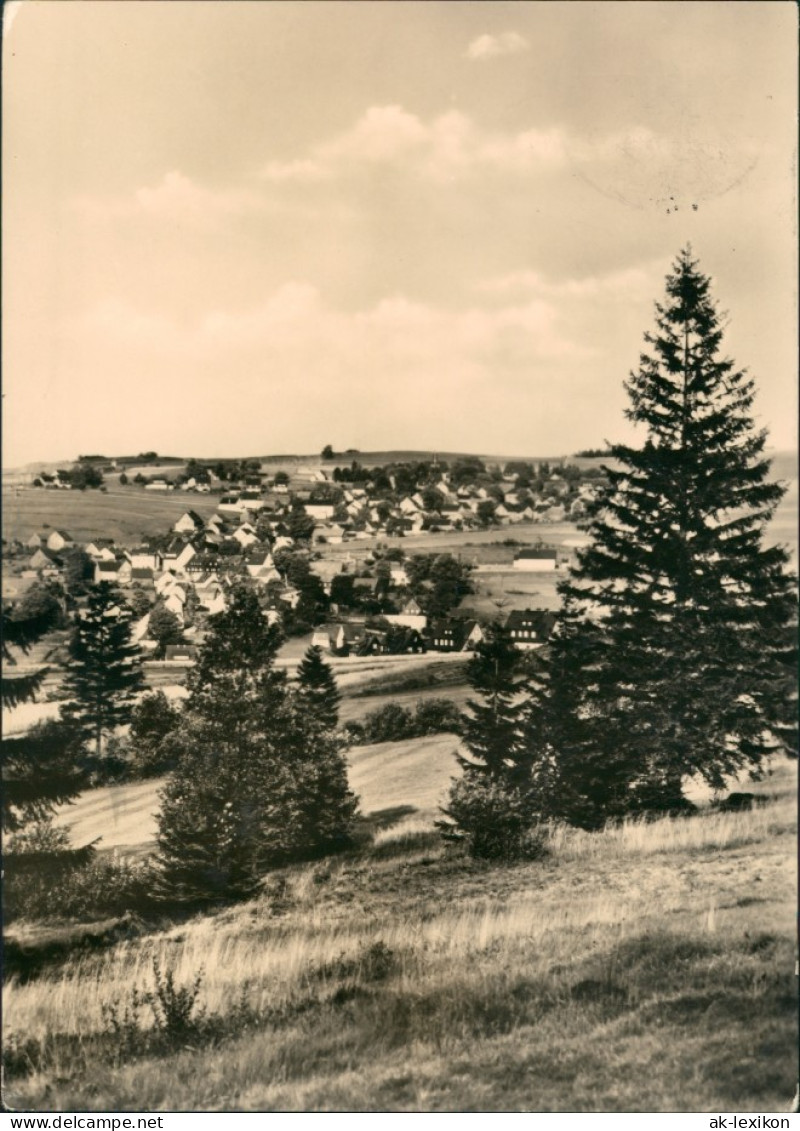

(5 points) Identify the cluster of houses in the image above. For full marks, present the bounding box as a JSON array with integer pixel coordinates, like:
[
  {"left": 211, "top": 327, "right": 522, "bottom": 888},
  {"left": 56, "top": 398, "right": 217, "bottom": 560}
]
[
  {"left": 14, "top": 502, "right": 560, "bottom": 660},
  {"left": 7, "top": 457, "right": 598, "bottom": 660}
]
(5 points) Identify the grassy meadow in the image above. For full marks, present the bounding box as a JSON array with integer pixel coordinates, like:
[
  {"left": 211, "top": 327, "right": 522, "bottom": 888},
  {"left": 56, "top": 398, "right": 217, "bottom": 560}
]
[
  {"left": 1, "top": 484, "right": 221, "bottom": 546},
  {"left": 4, "top": 756, "right": 797, "bottom": 1113}
]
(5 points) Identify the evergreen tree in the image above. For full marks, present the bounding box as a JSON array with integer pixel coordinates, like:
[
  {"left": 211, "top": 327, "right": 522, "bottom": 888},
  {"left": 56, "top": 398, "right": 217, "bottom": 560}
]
[
  {"left": 456, "top": 623, "right": 527, "bottom": 783},
  {"left": 296, "top": 644, "right": 341, "bottom": 729},
  {"left": 187, "top": 583, "right": 282, "bottom": 698},
  {"left": 156, "top": 587, "right": 357, "bottom": 904},
  {"left": 148, "top": 601, "right": 184, "bottom": 657},
  {"left": 2, "top": 602, "right": 90, "bottom": 867},
  {"left": 2, "top": 717, "right": 87, "bottom": 833},
  {"left": 1, "top": 599, "right": 59, "bottom": 708},
  {"left": 60, "top": 582, "right": 145, "bottom": 761},
  {"left": 129, "top": 690, "right": 182, "bottom": 777},
  {"left": 553, "top": 248, "right": 797, "bottom": 824}
]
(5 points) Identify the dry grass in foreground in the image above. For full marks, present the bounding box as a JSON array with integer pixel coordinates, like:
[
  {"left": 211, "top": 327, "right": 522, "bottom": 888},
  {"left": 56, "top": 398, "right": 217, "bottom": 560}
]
[{"left": 3, "top": 760, "right": 797, "bottom": 1113}]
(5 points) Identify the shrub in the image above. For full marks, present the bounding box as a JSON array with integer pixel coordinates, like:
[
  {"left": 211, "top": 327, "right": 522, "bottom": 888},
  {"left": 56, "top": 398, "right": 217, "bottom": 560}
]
[
  {"left": 347, "top": 698, "right": 462, "bottom": 746},
  {"left": 442, "top": 777, "right": 549, "bottom": 861},
  {"left": 412, "top": 697, "right": 462, "bottom": 736},
  {"left": 4, "top": 852, "right": 160, "bottom": 923}
]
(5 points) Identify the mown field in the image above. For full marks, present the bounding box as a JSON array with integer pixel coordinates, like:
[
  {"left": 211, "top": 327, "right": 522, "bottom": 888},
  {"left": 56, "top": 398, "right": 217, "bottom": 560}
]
[
  {"left": 51, "top": 732, "right": 463, "bottom": 856},
  {"left": 5, "top": 759, "right": 796, "bottom": 1112},
  {"left": 1, "top": 485, "right": 223, "bottom": 546}
]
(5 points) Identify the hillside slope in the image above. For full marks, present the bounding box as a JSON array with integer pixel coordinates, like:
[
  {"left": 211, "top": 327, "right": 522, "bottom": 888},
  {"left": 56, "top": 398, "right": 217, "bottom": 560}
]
[{"left": 54, "top": 734, "right": 463, "bottom": 854}]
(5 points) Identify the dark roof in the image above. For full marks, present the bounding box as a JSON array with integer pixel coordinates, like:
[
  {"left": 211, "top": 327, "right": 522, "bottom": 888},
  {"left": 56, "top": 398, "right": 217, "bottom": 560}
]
[
  {"left": 95, "top": 559, "right": 119, "bottom": 573},
  {"left": 515, "top": 548, "right": 557, "bottom": 559},
  {"left": 187, "top": 552, "right": 219, "bottom": 570},
  {"left": 32, "top": 547, "right": 63, "bottom": 565},
  {"left": 505, "top": 609, "right": 556, "bottom": 637},
  {"left": 131, "top": 567, "right": 154, "bottom": 580}
]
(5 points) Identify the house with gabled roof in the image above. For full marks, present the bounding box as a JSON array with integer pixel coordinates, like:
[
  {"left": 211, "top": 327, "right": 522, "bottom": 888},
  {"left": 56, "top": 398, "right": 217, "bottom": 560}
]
[
  {"left": 244, "top": 546, "right": 274, "bottom": 576},
  {"left": 311, "top": 628, "right": 333, "bottom": 651},
  {"left": 130, "top": 566, "right": 155, "bottom": 586},
  {"left": 94, "top": 558, "right": 122, "bottom": 584},
  {"left": 427, "top": 618, "right": 467, "bottom": 652},
  {"left": 27, "top": 547, "right": 62, "bottom": 574},
  {"left": 233, "top": 526, "right": 259, "bottom": 549},
  {"left": 46, "top": 530, "right": 74, "bottom": 553},
  {"left": 128, "top": 548, "right": 162, "bottom": 572},
  {"left": 505, "top": 608, "right": 556, "bottom": 650},
  {"left": 85, "top": 538, "right": 116, "bottom": 561},
  {"left": 173, "top": 510, "right": 205, "bottom": 535}
]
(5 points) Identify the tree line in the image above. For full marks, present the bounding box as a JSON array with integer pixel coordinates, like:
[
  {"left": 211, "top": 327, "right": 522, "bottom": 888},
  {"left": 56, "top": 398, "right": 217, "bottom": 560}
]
[{"left": 3, "top": 249, "right": 796, "bottom": 903}]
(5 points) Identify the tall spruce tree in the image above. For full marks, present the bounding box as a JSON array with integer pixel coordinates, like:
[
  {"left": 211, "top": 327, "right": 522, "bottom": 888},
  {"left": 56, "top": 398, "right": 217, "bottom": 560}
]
[
  {"left": 61, "top": 582, "right": 145, "bottom": 761},
  {"left": 296, "top": 644, "right": 341, "bottom": 729},
  {"left": 553, "top": 247, "right": 797, "bottom": 825}
]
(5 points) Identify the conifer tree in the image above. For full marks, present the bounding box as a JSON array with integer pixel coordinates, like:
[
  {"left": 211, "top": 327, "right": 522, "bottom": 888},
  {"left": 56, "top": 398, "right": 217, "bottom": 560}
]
[
  {"left": 156, "top": 587, "right": 357, "bottom": 903},
  {"left": 456, "top": 623, "right": 527, "bottom": 784},
  {"left": 60, "top": 582, "right": 144, "bottom": 761},
  {"left": 553, "top": 248, "right": 797, "bottom": 824},
  {"left": 439, "top": 623, "right": 539, "bottom": 857},
  {"left": 296, "top": 644, "right": 341, "bottom": 729},
  {"left": 2, "top": 601, "right": 89, "bottom": 843}
]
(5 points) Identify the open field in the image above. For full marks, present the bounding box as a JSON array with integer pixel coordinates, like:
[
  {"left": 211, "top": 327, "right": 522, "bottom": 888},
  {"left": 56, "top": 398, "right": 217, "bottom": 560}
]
[
  {"left": 6, "top": 759, "right": 797, "bottom": 1112},
  {"left": 463, "top": 570, "right": 562, "bottom": 616},
  {"left": 1, "top": 486, "right": 222, "bottom": 546},
  {"left": 52, "top": 732, "right": 463, "bottom": 855}
]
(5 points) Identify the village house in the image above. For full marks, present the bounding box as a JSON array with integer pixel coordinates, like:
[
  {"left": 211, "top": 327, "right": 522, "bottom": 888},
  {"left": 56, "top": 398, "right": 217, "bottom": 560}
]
[
  {"left": 162, "top": 539, "right": 197, "bottom": 574},
  {"left": 173, "top": 510, "right": 205, "bottom": 535},
  {"left": 46, "top": 530, "right": 74, "bottom": 553},
  {"left": 85, "top": 538, "right": 117, "bottom": 561},
  {"left": 93, "top": 558, "right": 124, "bottom": 584},
  {"left": 306, "top": 503, "right": 336, "bottom": 522},
  {"left": 383, "top": 613, "right": 427, "bottom": 633},
  {"left": 505, "top": 609, "right": 556, "bottom": 650},
  {"left": 29, "top": 548, "right": 63, "bottom": 576},
  {"left": 127, "top": 548, "right": 162, "bottom": 572},
  {"left": 233, "top": 525, "right": 259, "bottom": 549},
  {"left": 311, "top": 628, "right": 333, "bottom": 651}
]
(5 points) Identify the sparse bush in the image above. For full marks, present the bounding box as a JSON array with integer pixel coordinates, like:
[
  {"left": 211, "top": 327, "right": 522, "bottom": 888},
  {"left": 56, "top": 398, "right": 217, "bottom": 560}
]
[
  {"left": 4, "top": 852, "right": 159, "bottom": 923},
  {"left": 412, "top": 698, "right": 462, "bottom": 736},
  {"left": 347, "top": 698, "right": 462, "bottom": 746},
  {"left": 148, "top": 959, "right": 206, "bottom": 1038}
]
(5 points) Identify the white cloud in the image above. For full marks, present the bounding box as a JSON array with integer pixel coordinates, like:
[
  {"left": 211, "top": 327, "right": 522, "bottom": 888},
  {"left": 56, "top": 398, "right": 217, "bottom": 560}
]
[
  {"left": 262, "top": 105, "right": 568, "bottom": 182},
  {"left": 40, "top": 282, "right": 604, "bottom": 461},
  {"left": 477, "top": 264, "right": 658, "bottom": 298},
  {"left": 465, "top": 32, "right": 530, "bottom": 60},
  {"left": 74, "top": 170, "right": 268, "bottom": 228}
]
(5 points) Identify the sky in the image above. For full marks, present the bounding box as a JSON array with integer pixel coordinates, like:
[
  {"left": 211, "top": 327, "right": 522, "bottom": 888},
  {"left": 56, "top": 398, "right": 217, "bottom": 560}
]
[{"left": 2, "top": 0, "right": 797, "bottom": 467}]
